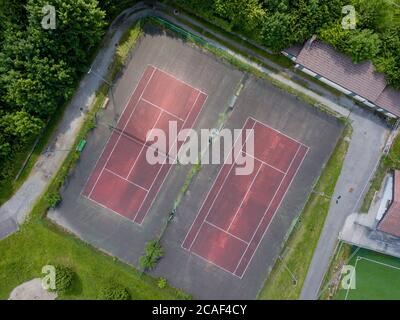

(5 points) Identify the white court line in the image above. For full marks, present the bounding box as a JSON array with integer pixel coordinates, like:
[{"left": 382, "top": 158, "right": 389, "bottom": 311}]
[
  {"left": 152, "top": 65, "right": 207, "bottom": 96},
  {"left": 181, "top": 118, "right": 254, "bottom": 249},
  {"left": 80, "top": 66, "right": 151, "bottom": 197},
  {"left": 133, "top": 89, "right": 207, "bottom": 224},
  {"left": 190, "top": 250, "right": 242, "bottom": 279},
  {"left": 87, "top": 67, "right": 156, "bottom": 198},
  {"left": 284, "top": 143, "right": 302, "bottom": 175},
  {"left": 249, "top": 116, "right": 308, "bottom": 148},
  {"left": 358, "top": 256, "right": 400, "bottom": 271},
  {"left": 104, "top": 168, "right": 149, "bottom": 192},
  {"left": 205, "top": 221, "right": 249, "bottom": 245},
  {"left": 183, "top": 121, "right": 256, "bottom": 251},
  {"left": 82, "top": 193, "right": 141, "bottom": 224},
  {"left": 345, "top": 256, "right": 361, "bottom": 300},
  {"left": 227, "top": 164, "right": 263, "bottom": 233},
  {"left": 233, "top": 167, "right": 287, "bottom": 275},
  {"left": 125, "top": 111, "right": 163, "bottom": 179},
  {"left": 243, "top": 152, "right": 286, "bottom": 175},
  {"left": 235, "top": 145, "right": 309, "bottom": 278},
  {"left": 234, "top": 144, "right": 305, "bottom": 276},
  {"left": 141, "top": 97, "right": 185, "bottom": 122},
  {"left": 107, "top": 125, "right": 175, "bottom": 164}
]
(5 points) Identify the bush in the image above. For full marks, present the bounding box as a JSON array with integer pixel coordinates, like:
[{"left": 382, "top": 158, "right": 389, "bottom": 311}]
[
  {"left": 99, "top": 282, "right": 131, "bottom": 300},
  {"left": 53, "top": 265, "right": 74, "bottom": 293},
  {"left": 45, "top": 192, "right": 62, "bottom": 208},
  {"left": 139, "top": 240, "right": 164, "bottom": 271},
  {"left": 157, "top": 277, "right": 167, "bottom": 289}
]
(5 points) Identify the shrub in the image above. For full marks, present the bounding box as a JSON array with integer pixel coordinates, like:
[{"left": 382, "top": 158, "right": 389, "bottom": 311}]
[
  {"left": 53, "top": 265, "right": 74, "bottom": 293},
  {"left": 139, "top": 240, "right": 164, "bottom": 271},
  {"left": 45, "top": 192, "right": 62, "bottom": 208},
  {"left": 99, "top": 282, "right": 131, "bottom": 300},
  {"left": 157, "top": 277, "right": 167, "bottom": 289}
]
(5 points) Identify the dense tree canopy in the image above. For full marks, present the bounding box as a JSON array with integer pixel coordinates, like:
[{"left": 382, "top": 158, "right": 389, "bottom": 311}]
[
  {"left": 174, "top": 0, "right": 400, "bottom": 88},
  {"left": 0, "top": 0, "right": 106, "bottom": 177}
]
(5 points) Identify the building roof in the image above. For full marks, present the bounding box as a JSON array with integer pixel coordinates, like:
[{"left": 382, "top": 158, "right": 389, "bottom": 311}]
[
  {"left": 293, "top": 39, "right": 400, "bottom": 116},
  {"left": 378, "top": 170, "right": 400, "bottom": 238},
  {"left": 296, "top": 40, "right": 387, "bottom": 102},
  {"left": 283, "top": 44, "right": 303, "bottom": 57},
  {"left": 375, "top": 87, "right": 400, "bottom": 117}
]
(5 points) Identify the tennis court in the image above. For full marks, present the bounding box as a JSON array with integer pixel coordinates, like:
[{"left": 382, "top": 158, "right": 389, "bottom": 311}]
[
  {"left": 82, "top": 65, "right": 207, "bottom": 224},
  {"left": 182, "top": 117, "right": 309, "bottom": 277}
]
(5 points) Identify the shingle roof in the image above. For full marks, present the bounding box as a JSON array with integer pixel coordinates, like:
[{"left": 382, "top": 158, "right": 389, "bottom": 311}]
[
  {"left": 283, "top": 44, "right": 303, "bottom": 57},
  {"left": 378, "top": 170, "right": 400, "bottom": 238},
  {"left": 296, "top": 40, "right": 387, "bottom": 102},
  {"left": 375, "top": 87, "right": 400, "bottom": 117}
]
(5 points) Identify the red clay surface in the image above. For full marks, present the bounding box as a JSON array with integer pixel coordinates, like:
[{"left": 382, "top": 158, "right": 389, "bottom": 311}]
[
  {"left": 182, "top": 118, "right": 309, "bottom": 277},
  {"left": 82, "top": 65, "right": 207, "bottom": 224}
]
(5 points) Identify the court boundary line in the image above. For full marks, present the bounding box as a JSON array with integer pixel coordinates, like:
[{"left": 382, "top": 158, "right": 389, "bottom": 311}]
[
  {"left": 183, "top": 119, "right": 310, "bottom": 278},
  {"left": 204, "top": 221, "right": 249, "bottom": 245},
  {"left": 125, "top": 111, "right": 163, "bottom": 179},
  {"left": 236, "top": 145, "right": 309, "bottom": 278},
  {"left": 80, "top": 66, "right": 151, "bottom": 198},
  {"left": 141, "top": 97, "right": 185, "bottom": 122},
  {"left": 226, "top": 163, "right": 263, "bottom": 234},
  {"left": 133, "top": 90, "right": 208, "bottom": 224},
  {"left": 104, "top": 168, "right": 149, "bottom": 192},
  {"left": 358, "top": 256, "right": 400, "bottom": 270},
  {"left": 105, "top": 125, "right": 174, "bottom": 163},
  {"left": 242, "top": 152, "right": 286, "bottom": 175},
  {"left": 233, "top": 144, "right": 302, "bottom": 275},
  {"left": 249, "top": 116, "right": 308, "bottom": 148},
  {"left": 345, "top": 256, "right": 361, "bottom": 300},
  {"left": 152, "top": 65, "right": 207, "bottom": 96},
  {"left": 181, "top": 118, "right": 253, "bottom": 249},
  {"left": 84, "top": 65, "right": 207, "bottom": 225},
  {"left": 183, "top": 120, "right": 256, "bottom": 251},
  {"left": 87, "top": 67, "right": 156, "bottom": 198},
  {"left": 82, "top": 192, "right": 144, "bottom": 224},
  {"left": 190, "top": 250, "right": 242, "bottom": 279}
]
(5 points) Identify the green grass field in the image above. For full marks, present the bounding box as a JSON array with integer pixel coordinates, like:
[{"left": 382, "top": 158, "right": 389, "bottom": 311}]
[{"left": 336, "top": 248, "right": 400, "bottom": 300}]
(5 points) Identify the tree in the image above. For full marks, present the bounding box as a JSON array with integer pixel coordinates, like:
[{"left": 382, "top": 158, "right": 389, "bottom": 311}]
[
  {"left": 2, "top": 56, "right": 74, "bottom": 118},
  {"left": 260, "top": 12, "right": 295, "bottom": 52},
  {"left": 139, "top": 240, "right": 164, "bottom": 271},
  {"left": 26, "top": 0, "right": 106, "bottom": 71},
  {"left": 344, "top": 29, "right": 381, "bottom": 63},
  {"left": 0, "top": 111, "right": 44, "bottom": 143},
  {"left": 353, "top": 0, "right": 394, "bottom": 33},
  {"left": 214, "top": 0, "right": 266, "bottom": 35},
  {"left": 318, "top": 22, "right": 351, "bottom": 51}
]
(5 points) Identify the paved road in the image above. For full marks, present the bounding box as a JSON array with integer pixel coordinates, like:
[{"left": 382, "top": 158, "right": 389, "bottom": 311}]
[{"left": 300, "top": 107, "right": 389, "bottom": 300}]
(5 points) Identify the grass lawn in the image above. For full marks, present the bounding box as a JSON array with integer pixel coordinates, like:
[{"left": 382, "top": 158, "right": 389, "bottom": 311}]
[
  {"left": 336, "top": 248, "right": 400, "bottom": 300},
  {"left": 257, "top": 124, "right": 352, "bottom": 300},
  {"left": 0, "top": 216, "right": 188, "bottom": 299}
]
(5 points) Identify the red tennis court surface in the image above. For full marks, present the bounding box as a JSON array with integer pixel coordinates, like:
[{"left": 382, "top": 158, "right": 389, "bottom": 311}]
[
  {"left": 182, "top": 118, "right": 309, "bottom": 278},
  {"left": 82, "top": 65, "right": 207, "bottom": 224}
]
